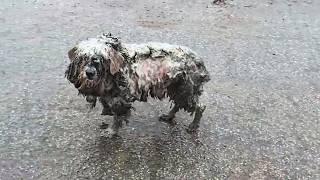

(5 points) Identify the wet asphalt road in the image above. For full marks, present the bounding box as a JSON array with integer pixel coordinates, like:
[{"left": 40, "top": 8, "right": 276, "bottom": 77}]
[{"left": 0, "top": 0, "right": 319, "bottom": 179}]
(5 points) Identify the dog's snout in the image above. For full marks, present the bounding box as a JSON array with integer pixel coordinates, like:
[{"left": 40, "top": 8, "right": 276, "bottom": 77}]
[{"left": 86, "top": 68, "right": 96, "bottom": 79}]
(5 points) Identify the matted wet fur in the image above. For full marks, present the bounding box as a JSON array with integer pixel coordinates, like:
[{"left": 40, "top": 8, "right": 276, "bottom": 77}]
[{"left": 65, "top": 33, "right": 210, "bottom": 137}]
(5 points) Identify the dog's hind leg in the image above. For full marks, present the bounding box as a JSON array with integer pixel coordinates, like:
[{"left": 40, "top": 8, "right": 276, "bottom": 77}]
[
  {"left": 159, "top": 105, "right": 179, "bottom": 124},
  {"left": 187, "top": 103, "right": 206, "bottom": 133}
]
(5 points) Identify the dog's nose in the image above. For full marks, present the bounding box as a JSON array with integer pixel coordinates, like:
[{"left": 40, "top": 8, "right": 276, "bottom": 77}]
[{"left": 86, "top": 69, "right": 96, "bottom": 80}]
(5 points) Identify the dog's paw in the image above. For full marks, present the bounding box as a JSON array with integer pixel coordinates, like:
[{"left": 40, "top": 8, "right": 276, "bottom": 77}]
[
  {"left": 99, "top": 122, "right": 109, "bottom": 129},
  {"left": 85, "top": 103, "right": 95, "bottom": 110},
  {"left": 186, "top": 123, "right": 199, "bottom": 133},
  {"left": 101, "top": 107, "right": 113, "bottom": 116},
  {"left": 159, "top": 114, "right": 176, "bottom": 125},
  {"left": 101, "top": 128, "right": 118, "bottom": 138}
]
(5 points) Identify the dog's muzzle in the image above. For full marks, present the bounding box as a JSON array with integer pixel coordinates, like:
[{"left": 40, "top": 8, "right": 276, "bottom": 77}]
[{"left": 85, "top": 67, "right": 97, "bottom": 80}]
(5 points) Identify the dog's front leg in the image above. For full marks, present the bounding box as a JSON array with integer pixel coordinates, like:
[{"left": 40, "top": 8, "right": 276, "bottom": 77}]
[
  {"left": 104, "top": 110, "right": 131, "bottom": 137},
  {"left": 187, "top": 104, "right": 206, "bottom": 133},
  {"left": 102, "top": 115, "right": 122, "bottom": 137},
  {"left": 99, "top": 96, "right": 113, "bottom": 116},
  {"left": 85, "top": 95, "right": 97, "bottom": 109}
]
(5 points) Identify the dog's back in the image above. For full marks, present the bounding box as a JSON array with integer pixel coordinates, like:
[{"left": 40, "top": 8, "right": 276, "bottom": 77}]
[
  {"left": 123, "top": 42, "right": 198, "bottom": 62},
  {"left": 122, "top": 42, "right": 210, "bottom": 82}
]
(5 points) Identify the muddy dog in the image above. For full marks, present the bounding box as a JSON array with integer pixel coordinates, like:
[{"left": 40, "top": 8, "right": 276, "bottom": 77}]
[{"left": 65, "top": 33, "right": 210, "bottom": 137}]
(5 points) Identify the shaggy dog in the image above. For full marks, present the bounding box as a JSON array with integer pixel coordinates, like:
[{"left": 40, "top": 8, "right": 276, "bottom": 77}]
[{"left": 65, "top": 33, "right": 210, "bottom": 136}]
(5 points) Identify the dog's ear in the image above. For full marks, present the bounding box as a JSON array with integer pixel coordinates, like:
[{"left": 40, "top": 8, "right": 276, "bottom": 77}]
[
  {"left": 107, "top": 48, "right": 124, "bottom": 75},
  {"left": 66, "top": 47, "right": 80, "bottom": 85},
  {"left": 68, "top": 47, "right": 78, "bottom": 61}
]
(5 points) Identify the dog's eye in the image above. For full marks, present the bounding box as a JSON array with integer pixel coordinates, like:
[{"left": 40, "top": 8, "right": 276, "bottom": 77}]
[{"left": 92, "top": 57, "right": 101, "bottom": 64}]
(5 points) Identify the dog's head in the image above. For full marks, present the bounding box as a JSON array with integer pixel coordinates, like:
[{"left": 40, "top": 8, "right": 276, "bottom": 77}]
[{"left": 65, "top": 33, "right": 125, "bottom": 96}]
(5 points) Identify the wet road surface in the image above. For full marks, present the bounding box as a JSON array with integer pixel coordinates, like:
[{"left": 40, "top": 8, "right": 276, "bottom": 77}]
[{"left": 0, "top": 0, "right": 319, "bottom": 179}]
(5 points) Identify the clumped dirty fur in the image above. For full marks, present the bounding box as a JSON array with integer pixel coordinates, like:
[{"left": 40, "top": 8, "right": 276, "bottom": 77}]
[{"left": 65, "top": 33, "right": 210, "bottom": 137}]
